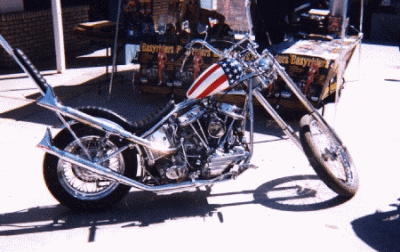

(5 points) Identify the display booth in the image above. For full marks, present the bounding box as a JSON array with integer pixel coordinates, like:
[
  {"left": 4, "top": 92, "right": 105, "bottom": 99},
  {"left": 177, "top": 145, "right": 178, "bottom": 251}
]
[{"left": 74, "top": 0, "right": 363, "bottom": 110}]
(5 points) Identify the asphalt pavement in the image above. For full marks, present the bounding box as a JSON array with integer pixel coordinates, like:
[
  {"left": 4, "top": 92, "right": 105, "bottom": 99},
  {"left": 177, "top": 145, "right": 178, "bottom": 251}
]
[{"left": 0, "top": 41, "right": 400, "bottom": 252}]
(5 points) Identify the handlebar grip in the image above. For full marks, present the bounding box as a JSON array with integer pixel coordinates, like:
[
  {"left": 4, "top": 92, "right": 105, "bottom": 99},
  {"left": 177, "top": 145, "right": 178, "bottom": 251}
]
[
  {"left": 13, "top": 48, "right": 49, "bottom": 94},
  {"left": 172, "top": 47, "right": 187, "bottom": 62}
]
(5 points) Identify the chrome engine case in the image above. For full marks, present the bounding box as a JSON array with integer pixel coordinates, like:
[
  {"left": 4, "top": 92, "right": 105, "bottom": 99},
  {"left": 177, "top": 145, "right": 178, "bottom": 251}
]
[
  {"left": 203, "top": 146, "right": 247, "bottom": 177},
  {"left": 143, "top": 100, "right": 248, "bottom": 182}
]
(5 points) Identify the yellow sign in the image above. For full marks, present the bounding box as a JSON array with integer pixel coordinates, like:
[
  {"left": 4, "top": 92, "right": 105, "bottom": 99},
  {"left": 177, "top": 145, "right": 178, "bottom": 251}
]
[
  {"left": 277, "top": 54, "right": 329, "bottom": 69},
  {"left": 141, "top": 43, "right": 175, "bottom": 54}
]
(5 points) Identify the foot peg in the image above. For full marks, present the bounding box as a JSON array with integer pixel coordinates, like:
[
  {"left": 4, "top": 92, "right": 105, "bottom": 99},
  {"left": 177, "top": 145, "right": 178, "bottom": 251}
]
[{"left": 239, "top": 163, "right": 258, "bottom": 171}]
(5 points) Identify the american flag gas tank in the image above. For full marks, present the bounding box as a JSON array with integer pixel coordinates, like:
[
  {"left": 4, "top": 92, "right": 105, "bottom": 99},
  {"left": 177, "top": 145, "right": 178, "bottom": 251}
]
[{"left": 187, "top": 58, "right": 243, "bottom": 99}]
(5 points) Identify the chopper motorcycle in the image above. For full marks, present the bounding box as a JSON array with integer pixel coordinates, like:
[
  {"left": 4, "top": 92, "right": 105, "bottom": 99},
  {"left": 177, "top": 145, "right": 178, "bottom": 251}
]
[{"left": 0, "top": 0, "right": 358, "bottom": 211}]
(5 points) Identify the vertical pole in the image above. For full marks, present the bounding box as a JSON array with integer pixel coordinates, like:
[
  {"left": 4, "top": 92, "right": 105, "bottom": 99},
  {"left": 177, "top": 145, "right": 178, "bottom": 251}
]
[
  {"left": 108, "top": 0, "right": 122, "bottom": 100},
  {"left": 359, "top": 0, "right": 364, "bottom": 33},
  {"left": 333, "top": 0, "right": 349, "bottom": 125},
  {"left": 357, "top": 0, "right": 364, "bottom": 82},
  {"left": 51, "top": 0, "right": 66, "bottom": 73}
]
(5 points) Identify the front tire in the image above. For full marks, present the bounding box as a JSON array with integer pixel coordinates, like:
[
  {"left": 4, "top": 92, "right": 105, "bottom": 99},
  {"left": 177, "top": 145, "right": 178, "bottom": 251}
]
[
  {"left": 300, "top": 114, "right": 359, "bottom": 197},
  {"left": 43, "top": 123, "right": 137, "bottom": 211}
]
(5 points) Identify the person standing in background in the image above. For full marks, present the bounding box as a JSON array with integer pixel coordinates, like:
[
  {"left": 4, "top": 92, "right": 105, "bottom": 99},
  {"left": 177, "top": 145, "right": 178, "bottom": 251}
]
[{"left": 176, "top": 0, "right": 226, "bottom": 39}]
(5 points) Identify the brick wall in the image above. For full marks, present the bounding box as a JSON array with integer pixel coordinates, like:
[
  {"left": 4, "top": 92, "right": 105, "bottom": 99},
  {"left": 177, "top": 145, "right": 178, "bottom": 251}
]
[
  {"left": 0, "top": 5, "right": 90, "bottom": 69},
  {"left": 217, "top": 0, "right": 249, "bottom": 33},
  {"left": 152, "top": 0, "right": 250, "bottom": 33},
  {"left": 153, "top": 0, "right": 172, "bottom": 31}
]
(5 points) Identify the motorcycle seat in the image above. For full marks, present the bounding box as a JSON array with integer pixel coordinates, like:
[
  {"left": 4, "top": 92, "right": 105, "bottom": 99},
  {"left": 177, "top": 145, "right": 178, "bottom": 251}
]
[{"left": 76, "top": 99, "right": 175, "bottom": 136}]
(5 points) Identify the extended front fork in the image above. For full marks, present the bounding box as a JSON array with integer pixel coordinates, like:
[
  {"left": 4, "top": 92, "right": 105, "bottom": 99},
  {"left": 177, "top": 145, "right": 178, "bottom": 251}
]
[
  {"left": 252, "top": 89, "right": 303, "bottom": 151},
  {"left": 249, "top": 54, "right": 344, "bottom": 154}
]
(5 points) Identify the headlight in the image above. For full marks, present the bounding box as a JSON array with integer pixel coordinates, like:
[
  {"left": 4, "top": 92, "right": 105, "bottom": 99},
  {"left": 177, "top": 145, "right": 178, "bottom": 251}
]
[{"left": 257, "top": 57, "right": 273, "bottom": 72}]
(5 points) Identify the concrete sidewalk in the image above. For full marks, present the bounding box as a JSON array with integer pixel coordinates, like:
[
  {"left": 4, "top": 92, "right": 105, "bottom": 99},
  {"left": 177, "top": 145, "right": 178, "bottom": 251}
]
[
  {"left": 0, "top": 42, "right": 400, "bottom": 252},
  {"left": 0, "top": 62, "right": 144, "bottom": 125}
]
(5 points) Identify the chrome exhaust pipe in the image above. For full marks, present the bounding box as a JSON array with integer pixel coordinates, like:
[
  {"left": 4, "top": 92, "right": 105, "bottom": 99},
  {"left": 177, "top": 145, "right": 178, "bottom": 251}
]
[
  {"left": 37, "top": 128, "right": 229, "bottom": 192},
  {"left": 37, "top": 88, "right": 178, "bottom": 154}
]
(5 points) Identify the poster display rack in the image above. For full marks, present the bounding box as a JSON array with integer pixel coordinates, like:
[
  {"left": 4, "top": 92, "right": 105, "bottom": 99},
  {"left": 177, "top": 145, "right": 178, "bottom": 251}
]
[{"left": 73, "top": 0, "right": 364, "bottom": 110}]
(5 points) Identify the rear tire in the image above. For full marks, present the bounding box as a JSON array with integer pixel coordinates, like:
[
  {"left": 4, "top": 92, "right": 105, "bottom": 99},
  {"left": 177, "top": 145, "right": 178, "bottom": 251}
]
[
  {"left": 43, "top": 123, "right": 137, "bottom": 212},
  {"left": 300, "top": 114, "right": 358, "bottom": 197}
]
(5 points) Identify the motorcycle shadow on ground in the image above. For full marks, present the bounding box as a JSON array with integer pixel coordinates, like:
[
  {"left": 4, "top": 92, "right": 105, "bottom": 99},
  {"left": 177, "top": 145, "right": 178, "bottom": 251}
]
[
  {"left": 351, "top": 199, "right": 400, "bottom": 252},
  {"left": 0, "top": 175, "right": 348, "bottom": 241}
]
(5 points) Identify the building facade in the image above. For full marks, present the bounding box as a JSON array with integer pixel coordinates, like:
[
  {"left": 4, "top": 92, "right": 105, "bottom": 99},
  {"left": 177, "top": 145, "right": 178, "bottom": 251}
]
[{"left": 0, "top": 1, "right": 90, "bottom": 69}]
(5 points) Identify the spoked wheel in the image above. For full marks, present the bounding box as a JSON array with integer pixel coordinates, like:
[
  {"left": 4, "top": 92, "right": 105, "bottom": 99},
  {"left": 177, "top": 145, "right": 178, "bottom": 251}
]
[
  {"left": 43, "top": 123, "right": 137, "bottom": 211},
  {"left": 300, "top": 114, "right": 359, "bottom": 197}
]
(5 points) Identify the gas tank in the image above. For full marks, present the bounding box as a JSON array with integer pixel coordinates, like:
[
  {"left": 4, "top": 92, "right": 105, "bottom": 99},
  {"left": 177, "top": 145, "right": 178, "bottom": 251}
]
[{"left": 187, "top": 58, "right": 243, "bottom": 99}]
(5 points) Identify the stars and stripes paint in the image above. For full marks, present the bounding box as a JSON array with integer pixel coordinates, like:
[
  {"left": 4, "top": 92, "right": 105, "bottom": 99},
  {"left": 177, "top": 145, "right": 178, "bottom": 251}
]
[{"left": 187, "top": 58, "right": 243, "bottom": 99}]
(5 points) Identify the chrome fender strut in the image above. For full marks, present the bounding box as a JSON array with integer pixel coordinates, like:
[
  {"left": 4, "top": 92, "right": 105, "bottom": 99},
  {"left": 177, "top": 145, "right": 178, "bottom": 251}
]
[{"left": 37, "top": 88, "right": 178, "bottom": 154}]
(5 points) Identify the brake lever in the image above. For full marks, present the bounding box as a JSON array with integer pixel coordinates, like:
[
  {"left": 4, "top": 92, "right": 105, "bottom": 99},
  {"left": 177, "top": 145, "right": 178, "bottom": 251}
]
[
  {"left": 172, "top": 46, "right": 188, "bottom": 62},
  {"left": 180, "top": 50, "right": 191, "bottom": 72}
]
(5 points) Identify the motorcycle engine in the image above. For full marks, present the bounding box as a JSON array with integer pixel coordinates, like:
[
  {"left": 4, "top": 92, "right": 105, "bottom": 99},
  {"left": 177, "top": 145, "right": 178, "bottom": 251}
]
[
  {"left": 145, "top": 100, "right": 248, "bottom": 183},
  {"left": 156, "top": 154, "right": 189, "bottom": 181}
]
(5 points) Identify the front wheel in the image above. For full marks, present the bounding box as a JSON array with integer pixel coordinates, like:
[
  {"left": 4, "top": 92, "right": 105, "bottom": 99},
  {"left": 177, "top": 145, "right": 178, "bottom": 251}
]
[
  {"left": 43, "top": 123, "right": 137, "bottom": 211},
  {"left": 300, "top": 114, "right": 359, "bottom": 197}
]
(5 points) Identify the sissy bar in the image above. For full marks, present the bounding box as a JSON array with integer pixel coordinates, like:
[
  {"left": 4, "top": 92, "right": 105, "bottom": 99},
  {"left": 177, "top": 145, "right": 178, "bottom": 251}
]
[{"left": 0, "top": 34, "right": 51, "bottom": 95}]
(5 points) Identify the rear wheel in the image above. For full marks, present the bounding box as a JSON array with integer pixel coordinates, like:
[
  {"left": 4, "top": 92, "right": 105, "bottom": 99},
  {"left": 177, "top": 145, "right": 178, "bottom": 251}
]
[
  {"left": 43, "top": 123, "right": 137, "bottom": 211},
  {"left": 300, "top": 114, "right": 358, "bottom": 197}
]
